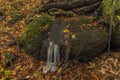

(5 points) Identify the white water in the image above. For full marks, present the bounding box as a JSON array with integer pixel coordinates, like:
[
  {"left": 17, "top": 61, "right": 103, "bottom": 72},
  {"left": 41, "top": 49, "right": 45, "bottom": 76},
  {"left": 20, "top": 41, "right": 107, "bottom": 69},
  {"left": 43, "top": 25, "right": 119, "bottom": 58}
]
[{"left": 43, "top": 41, "right": 60, "bottom": 73}]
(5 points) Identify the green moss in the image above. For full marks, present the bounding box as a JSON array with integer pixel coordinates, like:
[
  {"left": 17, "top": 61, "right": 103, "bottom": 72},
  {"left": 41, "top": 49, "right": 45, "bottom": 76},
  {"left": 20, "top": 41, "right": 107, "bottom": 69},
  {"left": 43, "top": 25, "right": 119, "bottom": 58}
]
[
  {"left": 25, "top": 17, "right": 34, "bottom": 24},
  {"left": 20, "top": 14, "right": 53, "bottom": 60},
  {"left": 48, "top": 8, "right": 74, "bottom": 17},
  {"left": 62, "top": 11, "right": 74, "bottom": 17},
  {"left": 21, "top": 14, "right": 53, "bottom": 40}
]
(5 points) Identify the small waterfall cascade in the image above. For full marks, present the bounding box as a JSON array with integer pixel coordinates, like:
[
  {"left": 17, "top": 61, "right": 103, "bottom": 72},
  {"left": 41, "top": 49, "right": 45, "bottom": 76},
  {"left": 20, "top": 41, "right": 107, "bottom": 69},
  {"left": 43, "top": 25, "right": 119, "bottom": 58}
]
[{"left": 43, "top": 41, "right": 60, "bottom": 73}]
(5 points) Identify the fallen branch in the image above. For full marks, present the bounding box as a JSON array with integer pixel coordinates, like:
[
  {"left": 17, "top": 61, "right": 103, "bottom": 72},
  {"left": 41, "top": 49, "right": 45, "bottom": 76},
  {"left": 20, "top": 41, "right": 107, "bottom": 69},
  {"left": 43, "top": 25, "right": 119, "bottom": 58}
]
[{"left": 43, "top": 0, "right": 101, "bottom": 10}]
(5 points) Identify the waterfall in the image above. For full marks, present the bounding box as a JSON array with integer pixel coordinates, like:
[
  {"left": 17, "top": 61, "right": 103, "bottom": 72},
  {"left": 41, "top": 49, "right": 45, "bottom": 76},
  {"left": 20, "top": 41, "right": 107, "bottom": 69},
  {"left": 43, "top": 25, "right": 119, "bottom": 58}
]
[{"left": 43, "top": 41, "right": 60, "bottom": 73}]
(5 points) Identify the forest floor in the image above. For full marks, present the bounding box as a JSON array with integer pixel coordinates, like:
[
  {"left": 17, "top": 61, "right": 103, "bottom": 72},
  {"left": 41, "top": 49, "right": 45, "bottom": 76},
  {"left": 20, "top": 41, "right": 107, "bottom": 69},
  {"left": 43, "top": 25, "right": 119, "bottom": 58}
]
[{"left": 0, "top": 0, "right": 120, "bottom": 80}]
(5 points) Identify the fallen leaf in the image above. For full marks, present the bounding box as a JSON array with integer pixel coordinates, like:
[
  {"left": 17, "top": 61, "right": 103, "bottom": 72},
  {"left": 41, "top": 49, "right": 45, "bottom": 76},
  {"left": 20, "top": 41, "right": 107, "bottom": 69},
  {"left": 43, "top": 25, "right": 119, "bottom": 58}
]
[
  {"left": 58, "top": 67, "right": 62, "bottom": 74},
  {"left": 71, "top": 34, "right": 76, "bottom": 39},
  {"left": 63, "top": 29, "right": 70, "bottom": 33}
]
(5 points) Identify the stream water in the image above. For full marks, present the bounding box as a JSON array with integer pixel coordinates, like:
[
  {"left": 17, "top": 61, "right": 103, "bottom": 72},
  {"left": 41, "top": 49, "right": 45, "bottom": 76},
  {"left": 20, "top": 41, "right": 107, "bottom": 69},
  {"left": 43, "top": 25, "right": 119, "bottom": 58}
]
[{"left": 43, "top": 41, "right": 60, "bottom": 73}]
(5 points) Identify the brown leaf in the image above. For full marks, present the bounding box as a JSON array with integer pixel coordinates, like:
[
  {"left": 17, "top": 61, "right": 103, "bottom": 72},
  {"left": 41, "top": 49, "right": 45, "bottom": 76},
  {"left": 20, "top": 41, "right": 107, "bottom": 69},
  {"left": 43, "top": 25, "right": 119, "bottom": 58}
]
[{"left": 90, "top": 73, "right": 99, "bottom": 80}]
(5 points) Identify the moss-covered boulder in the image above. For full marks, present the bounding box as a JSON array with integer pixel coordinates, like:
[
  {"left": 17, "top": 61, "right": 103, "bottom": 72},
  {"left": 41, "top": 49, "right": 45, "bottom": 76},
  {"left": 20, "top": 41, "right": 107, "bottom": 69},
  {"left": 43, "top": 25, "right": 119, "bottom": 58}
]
[
  {"left": 20, "top": 16, "right": 108, "bottom": 62},
  {"left": 70, "top": 27, "right": 108, "bottom": 62},
  {"left": 20, "top": 14, "right": 53, "bottom": 60},
  {"left": 112, "top": 25, "right": 120, "bottom": 49},
  {"left": 67, "top": 19, "right": 108, "bottom": 62},
  {"left": 48, "top": 18, "right": 108, "bottom": 62}
]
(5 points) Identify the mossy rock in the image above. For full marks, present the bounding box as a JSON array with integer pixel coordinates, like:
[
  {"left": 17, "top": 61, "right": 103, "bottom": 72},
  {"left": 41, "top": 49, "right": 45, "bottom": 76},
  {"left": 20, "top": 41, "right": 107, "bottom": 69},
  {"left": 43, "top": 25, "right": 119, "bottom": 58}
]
[
  {"left": 20, "top": 14, "right": 53, "bottom": 60},
  {"left": 48, "top": 18, "right": 108, "bottom": 62},
  {"left": 70, "top": 27, "right": 108, "bottom": 62},
  {"left": 112, "top": 25, "right": 120, "bottom": 49},
  {"left": 20, "top": 17, "right": 108, "bottom": 62},
  {"left": 66, "top": 18, "right": 108, "bottom": 62}
]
